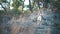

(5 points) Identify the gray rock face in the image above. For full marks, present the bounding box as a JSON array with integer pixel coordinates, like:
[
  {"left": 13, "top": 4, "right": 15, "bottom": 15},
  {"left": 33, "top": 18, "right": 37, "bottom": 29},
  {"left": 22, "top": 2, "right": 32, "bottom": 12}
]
[{"left": 2, "top": 9, "right": 57, "bottom": 34}]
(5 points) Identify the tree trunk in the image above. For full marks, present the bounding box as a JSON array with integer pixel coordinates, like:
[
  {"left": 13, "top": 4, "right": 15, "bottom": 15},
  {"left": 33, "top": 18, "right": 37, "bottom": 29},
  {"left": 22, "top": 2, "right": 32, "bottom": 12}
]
[{"left": 29, "top": 0, "right": 33, "bottom": 12}]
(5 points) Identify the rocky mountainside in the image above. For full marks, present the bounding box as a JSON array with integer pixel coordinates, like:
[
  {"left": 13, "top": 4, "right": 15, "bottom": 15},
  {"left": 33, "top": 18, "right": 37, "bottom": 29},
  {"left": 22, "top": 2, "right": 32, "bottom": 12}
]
[{"left": 0, "top": 8, "right": 59, "bottom": 34}]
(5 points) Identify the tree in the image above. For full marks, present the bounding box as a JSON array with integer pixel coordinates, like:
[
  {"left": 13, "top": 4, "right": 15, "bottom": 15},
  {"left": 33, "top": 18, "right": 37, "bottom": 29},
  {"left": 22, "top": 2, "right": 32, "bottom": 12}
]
[
  {"left": 12, "top": 0, "right": 25, "bottom": 13},
  {"left": 0, "top": 0, "right": 10, "bottom": 11},
  {"left": 12, "top": 0, "right": 22, "bottom": 8},
  {"left": 33, "top": 0, "right": 41, "bottom": 9},
  {"left": 29, "top": 0, "right": 33, "bottom": 12}
]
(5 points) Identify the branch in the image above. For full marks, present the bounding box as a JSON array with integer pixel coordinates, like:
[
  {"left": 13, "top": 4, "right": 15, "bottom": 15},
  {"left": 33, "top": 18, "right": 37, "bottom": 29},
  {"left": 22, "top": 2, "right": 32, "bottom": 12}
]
[{"left": 0, "top": 2, "right": 6, "bottom": 11}]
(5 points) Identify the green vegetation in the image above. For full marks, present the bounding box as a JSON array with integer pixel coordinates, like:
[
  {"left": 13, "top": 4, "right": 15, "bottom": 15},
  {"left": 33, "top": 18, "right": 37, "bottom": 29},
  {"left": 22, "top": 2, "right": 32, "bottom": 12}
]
[{"left": 54, "top": 22, "right": 60, "bottom": 30}]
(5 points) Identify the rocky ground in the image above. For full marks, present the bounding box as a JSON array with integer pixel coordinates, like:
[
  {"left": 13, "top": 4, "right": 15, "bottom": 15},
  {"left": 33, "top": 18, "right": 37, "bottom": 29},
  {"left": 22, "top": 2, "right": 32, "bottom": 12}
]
[{"left": 0, "top": 8, "right": 59, "bottom": 34}]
